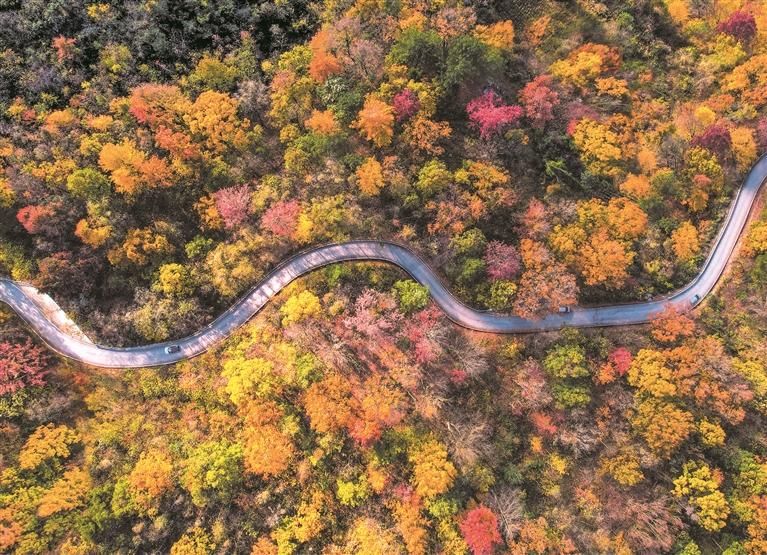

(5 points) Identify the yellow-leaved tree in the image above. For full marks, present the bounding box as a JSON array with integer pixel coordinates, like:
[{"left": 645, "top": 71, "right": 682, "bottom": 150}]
[
  {"left": 344, "top": 518, "right": 401, "bottom": 555},
  {"left": 37, "top": 468, "right": 92, "bottom": 517},
  {"left": 99, "top": 140, "right": 173, "bottom": 195},
  {"left": 407, "top": 439, "right": 456, "bottom": 499},
  {"left": 673, "top": 461, "right": 731, "bottom": 532},
  {"left": 280, "top": 290, "right": 322, "bottom": 327},
  {"left": 474, "top": 20, "right": 515, "bottom": 50},
  {"left": 599, "top": 450, "right": 644, "bottom": 486},
  {"left": 222, "top": 356, "right": 277, "bottom": 404},
  {"left": 355, "top": 157, "right": 384, "bottom": 196},
  {"left": 731, "top": 127, "right": 757, "bottom": 172},
  {"left": 19, "top": 424, "right": 80, "bottom": 470},
  {"left": 619, "top": 173, "right": 652, "bottom": 199},
  {"left": 671, "top": 221, "right": 700, "bottom": 261},
  {"left": 744, "top": 221, "right": 767, "bottom": 256},
  {"left": 570, "top": 118, "right": 623, "bottom": 177},
  {"left": 183, "top": 91, "right": 259, "bottom": 155},
  {"left": 627, "top": 349, "right": 676, "bottom": 397},
  {"left": 632, "top": 398, "right": 694, "bottom": 457},
  {"left": 128, "top": 450, "right": 174, "bottom": 510}
]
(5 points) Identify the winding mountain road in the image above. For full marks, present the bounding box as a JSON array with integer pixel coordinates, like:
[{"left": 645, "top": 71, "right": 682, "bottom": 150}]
[{"left": 2, "top": 155, "right": 766, "bottom": 368}]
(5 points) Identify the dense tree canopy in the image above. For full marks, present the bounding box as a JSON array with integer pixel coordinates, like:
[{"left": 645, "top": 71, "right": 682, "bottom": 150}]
[{"left": 2, "top": 0, "right": 767, "bottom": 553}]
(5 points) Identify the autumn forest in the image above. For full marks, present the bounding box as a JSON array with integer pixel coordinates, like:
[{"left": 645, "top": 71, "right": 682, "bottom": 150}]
[{"left": 2, "top": 0, "right": 767, "bottom": 553}]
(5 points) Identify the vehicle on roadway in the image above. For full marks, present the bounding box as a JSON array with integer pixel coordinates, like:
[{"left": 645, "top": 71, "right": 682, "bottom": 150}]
[
  {"left": 558, "top": 306, "right": 572, "bottom": 313},
  {"left": 690, "top": 294, "right": 701, "bottom": 305},
  {"left": 165, "top": 345, "right": 181, "bottom": 354}
]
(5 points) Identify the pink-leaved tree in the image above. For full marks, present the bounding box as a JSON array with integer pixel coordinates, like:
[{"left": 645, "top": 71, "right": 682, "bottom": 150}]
[
  {"left": 392, "top": 89, "right": 420, "bottom": 122},
  {"left": 466, "top": 90, "right": 523, "bottom": 139},
  {"left": 260, "top": 199, "right": 301, "bottom": 238},
  {"left": 214, "top": 184, "right": 252, "bottom": 229},
  {"left": 484, "top": 241, "right": 521, "bottom": 281}
]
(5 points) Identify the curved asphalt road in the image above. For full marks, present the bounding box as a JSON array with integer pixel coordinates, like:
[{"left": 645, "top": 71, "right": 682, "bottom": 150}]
[{"left": 2, "top": 155, "right": 767, "bottom": 368}]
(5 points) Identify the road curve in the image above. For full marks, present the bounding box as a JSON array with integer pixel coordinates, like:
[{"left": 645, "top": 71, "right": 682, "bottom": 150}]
[{"left": 2, "top": 155, "right": 767, "bottom": 368}]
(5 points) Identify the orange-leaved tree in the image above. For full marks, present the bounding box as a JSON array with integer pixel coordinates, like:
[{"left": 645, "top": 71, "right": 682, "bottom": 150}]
[{"left": 355, "top": 95, "right": 394, "bottom": 147}]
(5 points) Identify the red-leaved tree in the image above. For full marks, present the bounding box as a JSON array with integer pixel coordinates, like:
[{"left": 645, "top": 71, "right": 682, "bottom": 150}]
[
  {"left": 519, "top": 75, "right": 560, "bottom": 128},
  {"left": 260, "top": 199, "right": 301, "bottom": 238},
  {"left": 466, "top": 91, "right": 523, "bottom": 139},
  {"left": 717, "top": 10, "right": 757, "bottom": 43},
  {"left": 0, "top": 339, "right": 49, "bottom": 396},
  {"left": 214, "top": 185, "right": 252, "bottom": 230},
  {"left": 16, "top": 205, "right": 57, "bottom": 235},
  {"left": 459, "top": 505, "right": 503, "bottom": 555},
  {"left": 692, "top": 124, "right": 732, "bottom": 157},
  {"left": 393, "top": 89, "right": 420, "bottom": 122},
  {"left": 484, "top": 241, "right": 521, "bottom": 281},
  {"left": 608, "top": 347, "right": 633, "bottom": 376}
]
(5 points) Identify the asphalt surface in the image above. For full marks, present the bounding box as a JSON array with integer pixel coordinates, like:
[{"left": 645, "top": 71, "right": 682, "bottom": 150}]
[{"left": 2, "top": 154, "right": 766, "bottom": 368}]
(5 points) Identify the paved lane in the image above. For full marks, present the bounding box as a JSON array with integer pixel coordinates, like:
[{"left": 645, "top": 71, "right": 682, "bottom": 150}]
[{"left": 2, "top": 155, "right": 766, "bottom": 368}]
